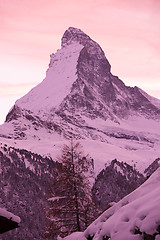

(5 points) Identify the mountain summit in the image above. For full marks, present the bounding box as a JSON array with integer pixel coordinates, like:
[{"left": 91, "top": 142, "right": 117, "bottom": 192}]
[{"left": 1, "top": 27, "right": 160, "bottom": 171}]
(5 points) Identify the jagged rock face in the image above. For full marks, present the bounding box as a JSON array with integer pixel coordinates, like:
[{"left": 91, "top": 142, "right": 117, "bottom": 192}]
[
  {"left": 61, "top": 27, "right": 111, "bottom": 73},
  {"left": 144, "top": 158, "right": 160, "bottom": 177},
  {"left": 59, "top": 48, "right": 117, "bottom": 121},
  {"left": 92, "top": 159, "right": 145, "bottom": 210},
  {"left": 58, "top": 27, "right": 160, "bottom": 122},
  {"left": 5, "top": 105, "right": 22, "bottom": 122},
  {"left": 58, "top": 28, "right": 127, "bottom": 121}
]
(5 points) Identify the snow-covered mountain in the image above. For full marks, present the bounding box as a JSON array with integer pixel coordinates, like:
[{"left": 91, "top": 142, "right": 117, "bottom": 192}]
[
  {"left": 0, "top": 27, "right": 160, "bottom": 173},
  {"left": 63, "top": 167, "right": 160, "bottom": 240},
  {"left": 0, "top": 27, "right": 160, "bottom": 239}
]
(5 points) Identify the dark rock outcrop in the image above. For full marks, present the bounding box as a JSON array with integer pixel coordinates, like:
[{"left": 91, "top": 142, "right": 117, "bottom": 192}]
[{"left": 92, "top": 159, "right": 145, "bottom": 210}]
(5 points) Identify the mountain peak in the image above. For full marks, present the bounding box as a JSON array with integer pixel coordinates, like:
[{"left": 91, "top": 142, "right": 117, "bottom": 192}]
[
  {"left": 61, "top": 27, "right": 91, "bottom": 48},
  {"left": 61, "top": 27, "right": 111, "bottom": 75}
]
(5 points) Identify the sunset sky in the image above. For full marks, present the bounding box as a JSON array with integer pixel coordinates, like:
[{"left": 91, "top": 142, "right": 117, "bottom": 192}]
[{"left": 0, "top": 0, "right": 160, "bottom": 124}]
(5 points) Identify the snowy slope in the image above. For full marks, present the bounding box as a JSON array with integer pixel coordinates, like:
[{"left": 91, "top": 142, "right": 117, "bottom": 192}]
[
  {"left": 1, "top": 112, "right": 160, "bottom": 174},
  {"left": 63, "top": 167, "right": 160, "bottom": 240},
  {"left": 16, "top": 42, "right": 83, "bottom": 113}
]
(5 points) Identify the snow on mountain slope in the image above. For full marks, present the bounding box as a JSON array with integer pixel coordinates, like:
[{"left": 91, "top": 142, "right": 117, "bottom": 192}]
[
  {"left": 63, "top": 167, "right": 160, "bottom": 240},
  {"left": 0, "top": 125, "right": 159, "bottom": 176},
  {"left": 16, "top": 42, "right": 83, "bottom": 112}
]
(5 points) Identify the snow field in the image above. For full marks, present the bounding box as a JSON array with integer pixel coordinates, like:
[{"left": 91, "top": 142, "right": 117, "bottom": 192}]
[{"left": 63, "top": 167, "right": 160, "bottom": 240}]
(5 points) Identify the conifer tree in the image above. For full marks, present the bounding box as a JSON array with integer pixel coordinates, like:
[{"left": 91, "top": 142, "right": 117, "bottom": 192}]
[{"left": 45, "top": 140, "right": 97, "bottom": 239}]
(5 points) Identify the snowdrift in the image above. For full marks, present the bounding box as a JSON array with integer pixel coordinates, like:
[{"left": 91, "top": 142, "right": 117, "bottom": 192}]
[{"left": 63, "top": 167, "right": 160, "bottom": 240}]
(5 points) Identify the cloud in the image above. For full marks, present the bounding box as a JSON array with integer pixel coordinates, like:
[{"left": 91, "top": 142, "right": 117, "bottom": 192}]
[{"left": 0, "top": 82, "right": 37, "bottom": 97}]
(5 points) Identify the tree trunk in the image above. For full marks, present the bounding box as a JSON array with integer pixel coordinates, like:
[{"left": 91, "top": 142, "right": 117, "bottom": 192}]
[{"left": 74, "top": 183, "right": 81, "bottom": 231}]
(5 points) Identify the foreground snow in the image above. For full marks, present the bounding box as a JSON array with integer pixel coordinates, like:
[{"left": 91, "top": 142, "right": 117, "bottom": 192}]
[
  {"left": 0, "top": 208, "right": 21, "bottom": 224},
  {"left": 63, "top": 167, "right": 160, "bottom": 240}
]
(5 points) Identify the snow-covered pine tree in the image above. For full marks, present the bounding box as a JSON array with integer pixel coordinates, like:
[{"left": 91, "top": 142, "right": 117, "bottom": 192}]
[{"left": 45, "top": 140, "right": 97, "bottom": 239}]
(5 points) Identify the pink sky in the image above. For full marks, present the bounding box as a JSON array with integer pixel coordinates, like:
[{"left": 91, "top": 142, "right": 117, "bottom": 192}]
[{"left": 0, "top": 0, "right": 160, "bottom": 124}]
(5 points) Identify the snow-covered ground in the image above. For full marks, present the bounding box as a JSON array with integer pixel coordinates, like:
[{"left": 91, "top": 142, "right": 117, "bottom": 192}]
[
  {"left": 63, "top": 167, "right": 160, "bottom": 240},
  {"left": 0, "top": 208, "right": 20, "bottom": 224}
]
